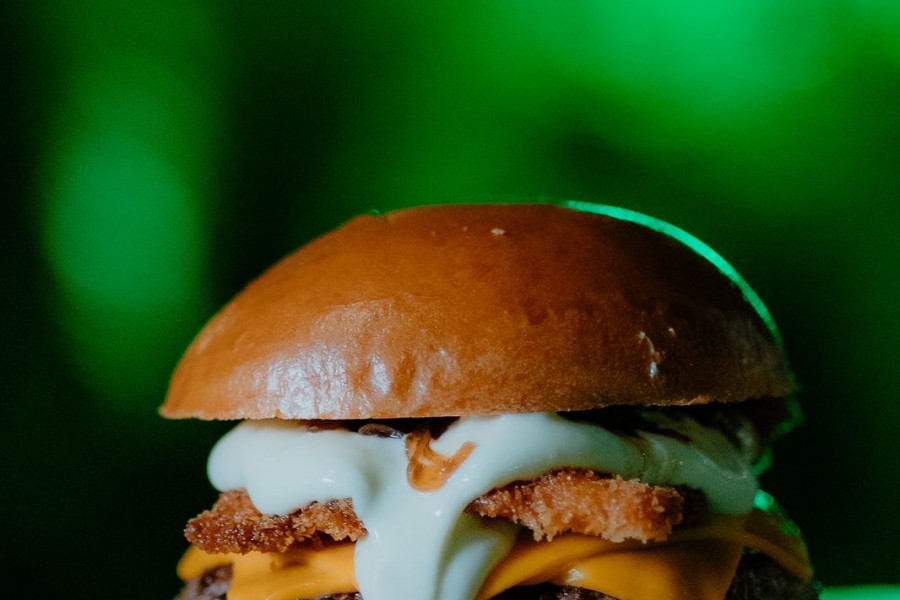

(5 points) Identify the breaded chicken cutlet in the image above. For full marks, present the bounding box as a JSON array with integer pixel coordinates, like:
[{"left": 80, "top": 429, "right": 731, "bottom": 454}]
[{"left": 186, "top": 470, "right": 691, "bottom": 555}]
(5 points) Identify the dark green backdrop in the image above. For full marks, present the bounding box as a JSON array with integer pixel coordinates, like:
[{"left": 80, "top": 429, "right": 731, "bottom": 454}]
[{"left": 3, "top": 2, "right": 899, "bottom": 598}]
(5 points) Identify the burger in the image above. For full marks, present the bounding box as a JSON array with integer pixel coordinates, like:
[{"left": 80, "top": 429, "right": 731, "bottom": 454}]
[{"left": 162, "top": 202, "right": 818, "bottom": 600}]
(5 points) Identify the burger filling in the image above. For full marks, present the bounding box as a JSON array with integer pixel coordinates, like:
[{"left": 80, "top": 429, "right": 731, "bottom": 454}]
[
  {"left": 177, "top": 555, "right": 819, "bottom": 600},
  {"left": 176, "top": 407, "right": 813, "bottom": 600}
]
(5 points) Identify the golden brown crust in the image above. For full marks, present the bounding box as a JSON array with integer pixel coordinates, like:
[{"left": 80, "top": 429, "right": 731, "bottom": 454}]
[
  {"left": 186, "top": 472, "right": 690, "bottom": 554},
  {"left": 185, "top": 490, "right": 366, "bottom": 554},
  {"left": 470, "top": 471, "right": 685, "bottom": 543},
  {"left": 162, "top": 203, "right": 793, "bottom": 420}
]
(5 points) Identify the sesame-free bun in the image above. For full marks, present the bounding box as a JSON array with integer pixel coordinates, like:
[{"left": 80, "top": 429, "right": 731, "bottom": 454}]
[{"left": 161, "top": 203, "right": 793, "bottom": 420}]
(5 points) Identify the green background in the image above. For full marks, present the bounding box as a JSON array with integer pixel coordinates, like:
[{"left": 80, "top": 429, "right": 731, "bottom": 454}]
[{"left": 3, "top": 2, "right": 899, "bottom": 598}]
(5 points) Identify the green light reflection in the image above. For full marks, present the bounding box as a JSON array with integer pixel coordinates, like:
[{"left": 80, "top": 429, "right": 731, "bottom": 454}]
[{"left": 560, "top": 200, "right": 783, "bottom": 344}]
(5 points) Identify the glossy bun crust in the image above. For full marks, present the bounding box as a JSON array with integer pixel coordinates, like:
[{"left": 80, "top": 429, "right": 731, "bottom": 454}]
[{"left": 162, "top": 204, "right": 793, "bottom": 420}]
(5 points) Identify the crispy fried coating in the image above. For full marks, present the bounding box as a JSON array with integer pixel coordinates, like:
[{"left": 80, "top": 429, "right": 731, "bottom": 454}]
[
  {"left": 185, "top": 490, "right": 366, "bottom": 554},
  {"left": 186, "top": 470, "right": 689, "bottom": 554},
  {"left": 469, "top": 470, "right": 684, "bottom": 542}
]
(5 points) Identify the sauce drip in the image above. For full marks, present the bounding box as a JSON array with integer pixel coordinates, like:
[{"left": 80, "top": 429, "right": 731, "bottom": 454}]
[
  {"left": 406, "top": 429, "right": 476, "bottom": 491},
  {"left": 208, "top": 412, "right": 757, "bottom": 600}
]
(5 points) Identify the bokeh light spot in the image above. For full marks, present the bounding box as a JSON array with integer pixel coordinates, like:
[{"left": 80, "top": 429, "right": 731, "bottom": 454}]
[
  {"left": 41, "top": 131, "right": 208, "bottom": 408},
  {"left": 45, "top": 136, "right": 197, "bottom": 306}
]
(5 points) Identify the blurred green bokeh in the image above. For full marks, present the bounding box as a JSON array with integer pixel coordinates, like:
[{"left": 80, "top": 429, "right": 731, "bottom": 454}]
[
  {"left": 822, "top": 587, "right": 900, "bottom": 600},
  {"left": 4, "top": 1, "right": 899, "bottom": 598}
]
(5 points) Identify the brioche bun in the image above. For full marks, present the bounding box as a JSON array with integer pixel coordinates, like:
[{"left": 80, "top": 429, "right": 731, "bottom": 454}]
[{"left": 161, "top": 203, "right": 792, "bottom": 420}]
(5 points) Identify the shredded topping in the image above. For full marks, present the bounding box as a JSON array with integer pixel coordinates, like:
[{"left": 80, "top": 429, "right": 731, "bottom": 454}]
[{"left": 405, "top": 428, "right": 476, "bottom": 491}]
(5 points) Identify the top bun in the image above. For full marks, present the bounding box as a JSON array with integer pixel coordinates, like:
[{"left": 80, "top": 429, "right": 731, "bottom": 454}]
[{"left": 161, "top": 203, "right": 793, "bottom": 420}]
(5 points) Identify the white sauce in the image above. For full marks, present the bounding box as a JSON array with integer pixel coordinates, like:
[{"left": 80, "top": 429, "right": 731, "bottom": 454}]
[{"left": 208, "top": 412, "right": 757, "bottom": 600}]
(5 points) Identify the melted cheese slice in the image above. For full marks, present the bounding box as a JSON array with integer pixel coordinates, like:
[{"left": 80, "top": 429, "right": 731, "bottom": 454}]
[
  {"left": 179, "top": 543, "right": 357, "bottom": 600},
  {"left": 178, "top": 507, "right": 812, "bottom": 600}
]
